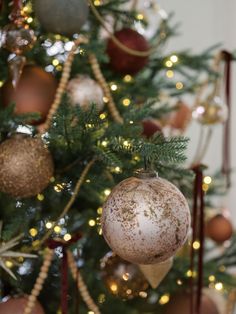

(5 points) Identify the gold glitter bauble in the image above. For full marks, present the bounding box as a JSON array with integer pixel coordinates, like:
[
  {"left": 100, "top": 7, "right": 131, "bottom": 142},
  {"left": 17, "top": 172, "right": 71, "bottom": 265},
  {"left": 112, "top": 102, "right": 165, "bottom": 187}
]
[
  {"left": 100, "top": 252, "right": 149, "bottom": 299},
  {"left": 0, "top": 134, "right": 54, "bottom": 198},
  {"left": 192, "top": 96, "right": 228, "bottom": 125}
]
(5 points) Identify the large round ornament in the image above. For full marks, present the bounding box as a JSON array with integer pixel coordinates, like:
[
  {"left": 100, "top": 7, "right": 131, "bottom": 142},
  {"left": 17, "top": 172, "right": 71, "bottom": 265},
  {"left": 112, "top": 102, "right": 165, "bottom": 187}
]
[
  {"left": 67, "top": 75, "right": 104, "bottom": 111},
  {"left": 164, "top": 292, "right": 219, "bottom": 314},
  {"left": 0, "top": 134, "right": 54, "bottom": 198},
  {"left": 100, "top": 252, "right": 149, "bottom": 299},
  {"left": 106, "top": 28, "right": 149, "bottom": 75},
  {"left": 0, "top": 65, "right": 57, "bottom": 124},
  {"left": 0, "top": 296, "right": 45, "bottom": 314},
  {"left": 192, "top": 96, "right": 228, "bottom": 125},
  {"left": 205, "top": 214, "right": 233, "bottom": 243},
  {"left": 34, "top": 0, "right": 89, "bottom": 37},
  {"left": 101, "top": 170, "right": 190, "bottom": 265}
]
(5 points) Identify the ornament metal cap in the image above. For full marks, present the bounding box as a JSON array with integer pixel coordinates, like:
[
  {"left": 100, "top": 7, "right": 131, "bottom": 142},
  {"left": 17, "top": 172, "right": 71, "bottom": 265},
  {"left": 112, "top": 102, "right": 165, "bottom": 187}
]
[{"left": 134, "top": 168, "right": 157, "bottom": 179}]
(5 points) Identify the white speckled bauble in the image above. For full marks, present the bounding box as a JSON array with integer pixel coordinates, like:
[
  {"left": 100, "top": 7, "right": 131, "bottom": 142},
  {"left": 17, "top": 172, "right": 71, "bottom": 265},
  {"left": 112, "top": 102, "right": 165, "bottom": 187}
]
[
  {"left": 67, "top": 75, "right": 104, "bottom": 111},
  {"left": 34, "top": 0, "right": 89, "bottom": 37},
  {"left": 101, "top": 170, "right": 190, "bottom": 265}
]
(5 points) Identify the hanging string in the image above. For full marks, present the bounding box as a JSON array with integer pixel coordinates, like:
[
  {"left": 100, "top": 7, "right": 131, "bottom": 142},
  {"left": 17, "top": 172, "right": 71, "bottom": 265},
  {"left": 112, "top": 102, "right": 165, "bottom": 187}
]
[
  {"left": 89, "top": 53, "right": 123, "bottom": 124},
  {"left": 190, "top": 165, "right": 205, "bottom": 314},
  {"left": 87, "top": 0, "right": 165, "bottom": 57},
  {"left": 67, "top": 250, "right": 101, "bottom": 314},
  {"left": 221, "top": 50, "right": 232, "bottom": 189},
  {"left": 23, "top": 249, "right": 54, "bottom": 314},
  {"left": 38, "top": 35, "right": 88, "bottom": 134},
  {"left": 47, "top": 234, "right": 82, "bottom": 314}
]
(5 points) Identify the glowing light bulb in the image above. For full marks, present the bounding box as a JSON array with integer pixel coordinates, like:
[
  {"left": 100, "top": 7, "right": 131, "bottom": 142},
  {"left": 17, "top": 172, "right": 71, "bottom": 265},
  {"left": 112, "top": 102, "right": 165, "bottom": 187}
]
[
  {"left": 88, "top": 219, "right": 96, "bottom": 227},
  {"left": 29, "top": 228, "right": 38, "bottom": 237},
  {"left": 170, "top": 55, "right": 178, "bottom": 63},
  {"left": 159, "top": 294, "right": 170, "bottom": 305}
]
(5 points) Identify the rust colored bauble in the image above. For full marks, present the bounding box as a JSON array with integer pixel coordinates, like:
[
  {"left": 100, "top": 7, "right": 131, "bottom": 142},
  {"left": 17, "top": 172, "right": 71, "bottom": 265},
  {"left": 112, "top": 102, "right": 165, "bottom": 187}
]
[
  {"left": 164, "top": 293, "right": 219, "bottom": 314},
  {"left": 0, "top": 65, "right": 57, "bottom": 124},
  {"left": 142, "top": 119, "right": 162, "bottom": 138},
  {"left": 100, "top": 252, "right": 149, "bottom": 299},
  {"left": 0, "top": 134, "right": 54, "bottom": 198},
  {"left": 206, "top": 214, "right": 233, "bottom": 243},
  {"left": 0, "top": 296, "right": 45, "bottom": 314},
  {"left": 106, "top": 28, "right": 149, "bottom": 75},
  {"left": 170, "top": 101, "right": 192, "bottom": 131}
]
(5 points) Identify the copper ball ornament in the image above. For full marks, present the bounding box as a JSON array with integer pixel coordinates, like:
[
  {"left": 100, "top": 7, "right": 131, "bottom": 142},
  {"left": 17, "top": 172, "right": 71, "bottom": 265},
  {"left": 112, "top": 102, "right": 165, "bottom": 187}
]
[
  {"left": 170, "top": 101, "right": 192, "bottom": 131},
  {"left": 192, "top": 96, "right": 228, "bottom": 125},
  {"left": 164, "top": 293, "right": 219, "bottom": 314},
  {"left": 106, "top": 28, "right": 149, "bottom": 75},
  {"left": 0, "top": 65, "right": 57, "bottom": 124},
  {"left": 34, "top": 0, "right": 89, "bottom": 37},
  {"left": 205, "top": 214, "right": 233, "bottom": 243},
  {"left": 0, "top": 296, "right": 45, "bottom": 314},
  {"left": 101, "top": 171, "right": 190, "bottom": 265},
  {"left": 67, "top": 75, "right": 104, "bottom": 111},
  {"left": 0, "top": 134, "right": 54, "bottom": 198},
  {"left": 100, "top": 252, "right": 149, "bottom": 299},
  {"left": 142, "top": 119, "right": 162, "bottom": 138}
]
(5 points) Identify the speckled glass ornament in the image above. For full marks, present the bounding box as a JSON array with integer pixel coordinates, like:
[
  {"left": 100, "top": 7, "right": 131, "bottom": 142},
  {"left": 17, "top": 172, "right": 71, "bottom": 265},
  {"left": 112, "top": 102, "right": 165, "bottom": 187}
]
[
  {"left": 0, "top": 296, "right": 45, "bottom": 314},
  {"left": 67, "top": 75, "right": 104, "bottom": 111},
  {"left": 34, "top": 0, "right": 89, "bottom": 37},
  {"left": 2, "top": 23, "right": 36, "bottom": 55},
  {"left": 192, "top": 96, "right": 228, "bottom": 125},
  {"left": 0, "top": 134, "right": 54, "bottom": 198},
  {"left": 101, "top": 170, "right": 190, "bottom": 265},
  {"left": 100, "top": 252, "right": 149, "bottom": 299}
]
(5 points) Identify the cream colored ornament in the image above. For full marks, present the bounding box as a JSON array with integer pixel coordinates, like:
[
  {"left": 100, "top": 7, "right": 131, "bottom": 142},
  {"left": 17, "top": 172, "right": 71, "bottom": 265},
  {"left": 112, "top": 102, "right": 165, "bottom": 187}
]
[
  {"left": 139, "top": 257, "right": 173, "bottom": 289},
  {"left": 67, "top": 75, "right": 104, "bottom": 111},
  {"left": 101, "top": 170, "right": 191, "bottom": 265}
]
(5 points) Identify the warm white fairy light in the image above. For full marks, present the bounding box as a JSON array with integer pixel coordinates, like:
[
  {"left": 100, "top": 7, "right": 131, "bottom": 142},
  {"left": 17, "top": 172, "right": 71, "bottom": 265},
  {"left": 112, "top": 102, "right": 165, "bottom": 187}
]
[
  {"left": 159, "top": 294, "right": 170, "bottom": 305},
  {"left": 54, "top": 226, "right": 61, "bottom": 234},
  {"left": 170, "top": 55, "right": 178, "bottom": 63},
  {"left": 204, "top": 176, "right": 212, "bottom": 185},
  {"left": 64, "top": 233, "right": 72, "bottom": 241},
  {"left": 166, "top": 70, "right": 174, "bottom": 78},
  {"left": 165, "top": 60, "right": 173, "bottom": 68},
  {"left": 37, "top": 194, "right": 44, "bottom": 201},
  {"left": 110, "top": 84, "right": 118, "bottom": 91},
  {"left": 176, "top": 82, "right": 184, "bottom": 90},
  {"left": 193, "top": 241, "right": 200, "bottom": 250},
  {"left": 104, "top": 189, "right": 111, "bottom": 196},
  {"left": 46, "top": 222, "right": 53, "bottom": 229},
  {"left": 29, "top": 228, "right": 38, "bottom": 237},
  {"left": 123, "top": 75, "right": 133, "bottom": 83},
  {"left": 122, "top": 98, "right": 131, "bottom": 106},
  {"left": 215, "top": 282, "right": 223, "bottom": 291},
  {"left": 88, "top": 219, "right": 96, "bottom": 227}
]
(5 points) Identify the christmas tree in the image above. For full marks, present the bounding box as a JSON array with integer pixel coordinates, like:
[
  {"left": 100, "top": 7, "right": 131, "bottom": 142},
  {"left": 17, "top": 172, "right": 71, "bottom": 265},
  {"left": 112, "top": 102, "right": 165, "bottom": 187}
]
[{"left": 0, "top": 1, "right": 235, "bottom": 313}]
